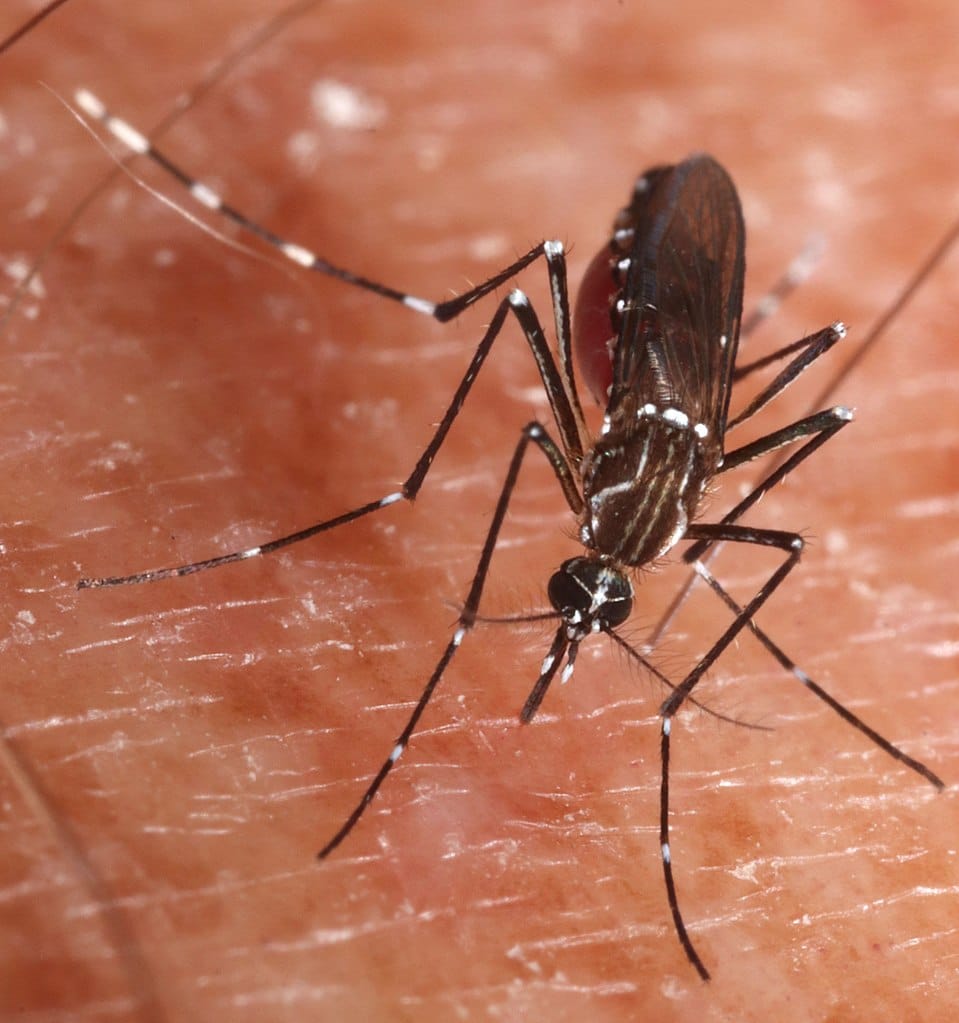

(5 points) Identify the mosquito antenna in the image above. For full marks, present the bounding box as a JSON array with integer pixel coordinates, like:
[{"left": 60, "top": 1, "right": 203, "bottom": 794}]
[{"left": 604, "top": 628, "right": 771, "bottom": 731}]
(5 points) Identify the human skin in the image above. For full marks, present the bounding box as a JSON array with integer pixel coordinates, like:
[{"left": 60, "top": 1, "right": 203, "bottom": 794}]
[{"left": 1, "top": 1, "right": 958, "bottom": 1020}]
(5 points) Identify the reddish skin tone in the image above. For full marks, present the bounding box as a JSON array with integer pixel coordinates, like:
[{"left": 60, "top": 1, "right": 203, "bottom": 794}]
[{"left": 2, "top": 1, "right": 958, "bottom": 1019}]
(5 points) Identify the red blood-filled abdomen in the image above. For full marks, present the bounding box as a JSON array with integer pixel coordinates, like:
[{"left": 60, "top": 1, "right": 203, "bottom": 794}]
[{"left": 572, "top": 246, "right": 616, "bottom": 407}]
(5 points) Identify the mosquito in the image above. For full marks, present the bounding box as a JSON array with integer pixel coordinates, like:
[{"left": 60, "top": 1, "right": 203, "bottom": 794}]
[{"left": 73, "top": 89, "right": 944, "bottom": 980}]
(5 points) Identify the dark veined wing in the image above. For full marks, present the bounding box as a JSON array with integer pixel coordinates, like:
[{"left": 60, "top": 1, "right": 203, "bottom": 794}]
[{"left": 611, "top": 154, "right": 745, "bottom": 439}]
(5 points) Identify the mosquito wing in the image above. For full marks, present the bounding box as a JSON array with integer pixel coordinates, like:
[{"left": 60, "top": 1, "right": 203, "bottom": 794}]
[{"left": 611, "top": 154, "right": 745, "bottom": 442}]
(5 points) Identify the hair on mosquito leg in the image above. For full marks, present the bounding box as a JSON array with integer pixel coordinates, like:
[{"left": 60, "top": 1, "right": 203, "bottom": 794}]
[{"left": 70, "top": 90, "right": 947, "bottom": 981}]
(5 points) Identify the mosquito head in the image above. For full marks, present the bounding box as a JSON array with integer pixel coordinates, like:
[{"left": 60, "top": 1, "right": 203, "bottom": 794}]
[{"left": 547, "top": 557, "right": 633, "bottom": 639}]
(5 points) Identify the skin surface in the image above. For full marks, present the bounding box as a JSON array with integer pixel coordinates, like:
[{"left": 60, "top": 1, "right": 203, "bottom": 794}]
[{"left": 1, "top": 1, "right": 958, "bottom": 1020}]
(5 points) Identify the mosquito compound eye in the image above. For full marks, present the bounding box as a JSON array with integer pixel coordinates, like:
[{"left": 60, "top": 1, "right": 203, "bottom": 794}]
[
  {"left": 547, "top": 564, "right": 591, "bottom": 621},
  {"left": 548, "top": 558, "right": 633, "bottom": 629},
  {"left": 598, "top": 584, "right": 633, "bottom": 629}
]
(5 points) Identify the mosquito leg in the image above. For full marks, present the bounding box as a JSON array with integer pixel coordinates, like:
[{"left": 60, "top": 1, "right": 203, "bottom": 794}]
[
  {"left": 73, "top": 88, "right": 534, "bottom": 314},
  {"left": 647, "top": 341, "right": 849, "bottom": 649},
  {"left": 411, "top": 290, "right": 587, "bottom": 494},
  {"left": 656, "top": 523, "right": 804, "bottom": 975},
  {"left": 604, "top": 629, "right": 772, "bottom": 730},
  {"left": 644, "top": 405, "right": 850, "bottom": 645},
  {"left": 73, "top": 88, "right": 583, "bottom": 383},
  {"left": 729, "top": 322, "right": 846, "bottom": 425},
  {"left": 73, "top": 90, "right": 595, "bottom": 587},
  {"left": 660, "top": 715, "right": 710, "bottom": 981},
  {"left": 659, "top": 522, "right": 944, "bottom": 980},
  {"left": 683, "top": 405, "right": 853, "bottom": 566},
  {"left": 663, "top": 407, "right": 940, "bottom": 788},
  {"left": 80, "top": 90, "right": 598, "bottom": 458},
  {"left": 78, "top": 280, "right": 585, "bottom": 589},
  {"left": 722, "top": 405, "right": 851, "bottom": 474},
  {"left": 738, "top": 234, "right": 824, "bottom": 340},
  {"left": 661, "top": 522, "right": 804, "bottom": 717},
  {"left": 0, "top": 0, "right": 72, "bottom": 56},
  {"left": 689, "top": 560, "right": 945, "bottom": 789},
  {"left": 318, "top": 421, "right": 578, "bottom": 857},
  {"left": 542, "top": 240, "right": 588, "bottom": 441},
  {"left": 6, "top": 14, "right": 322, "bottom": 333}
]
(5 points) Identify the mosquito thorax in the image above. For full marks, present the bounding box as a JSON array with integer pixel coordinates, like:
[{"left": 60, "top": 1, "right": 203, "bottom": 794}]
[
  {"left": 547, "top": 557, "right": 633, "bottom": 633},
  {"left": 579, "top": 400, "right": 707, "bottom": 567}
]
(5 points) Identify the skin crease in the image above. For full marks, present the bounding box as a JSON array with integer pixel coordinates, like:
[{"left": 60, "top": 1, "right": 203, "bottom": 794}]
[{"left": 1, "top": 1, "right": 958, "bottom": 1020}]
